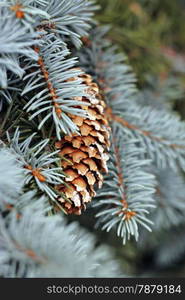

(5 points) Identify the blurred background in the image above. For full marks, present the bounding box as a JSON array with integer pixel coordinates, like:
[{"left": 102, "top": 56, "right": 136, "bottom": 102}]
[
  {"left": 97, "top": 0, "right": 185, "bottom": 119},
  {"left": 97, "top": 0, "right": 185, "bottom": 85},
  {"left": 70, "top": 0, "right": 185, "bottom": 277}
]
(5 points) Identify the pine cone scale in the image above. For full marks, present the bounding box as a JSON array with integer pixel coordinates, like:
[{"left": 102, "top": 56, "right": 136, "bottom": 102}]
[{"left": 55, "top": 71, "right": 110, "bottom": 215}]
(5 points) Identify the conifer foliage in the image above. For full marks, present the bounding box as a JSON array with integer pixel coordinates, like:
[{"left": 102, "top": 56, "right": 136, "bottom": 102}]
[{"left": 0, "top": 0, "right": 185, "bottom": 277}]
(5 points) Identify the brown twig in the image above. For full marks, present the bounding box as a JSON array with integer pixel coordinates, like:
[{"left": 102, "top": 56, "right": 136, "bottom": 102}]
[
  {"left": 112, "top": 137, "right": 136, "bottom": 220},
  {"left": 106, "top": 108, "right": 185, "bottom": 150}
]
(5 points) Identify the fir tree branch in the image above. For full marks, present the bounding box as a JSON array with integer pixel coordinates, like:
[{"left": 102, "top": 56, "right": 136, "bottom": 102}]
[
  {"left": 38, "top": 0, "right": 99, "bottom": 48},
  {"left": 2, "top": 0, "right": 50, "bottom": 23},
  {"left": 78, "top": 26, "right": 185, "bottom": 171},
  {"left": 108, "top": 106, "right": 185, "bottom": 171},
  {"left": 0, "top": 147, "right": 24, "bottom": 210},
  {"left": 22, "top": 33, "right": 90, "bottom": 139},
  {"left": 0, "top": 5, "right": 42, "bottom": 88},
  {"left": 93, "top": 122, "right": 156, "bottom": 244},
  {"left": 7, "top": 129, "right": 65, "bottom": 201},
  {"left": 0, "top": 201, "right": 121, "bottom": 277},
  {"left": 108, "top": 109, "right": 185, "bottom": 151}
]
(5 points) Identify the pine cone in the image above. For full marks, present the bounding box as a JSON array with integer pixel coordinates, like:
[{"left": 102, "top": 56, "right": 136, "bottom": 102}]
[{"left": 55, "top": 71, "right": 110, "bottom": 215}]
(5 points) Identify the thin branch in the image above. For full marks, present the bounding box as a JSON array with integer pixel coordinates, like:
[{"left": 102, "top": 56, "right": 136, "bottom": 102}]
[
  {"left": 112, "top": 137, "right": 137, "bottom": 221},
  {"left": 34, "top": 46, "right": 62, "bottom": 119},
  {"left": 107, "top": 108, "right": 185, "bottom": 150}
]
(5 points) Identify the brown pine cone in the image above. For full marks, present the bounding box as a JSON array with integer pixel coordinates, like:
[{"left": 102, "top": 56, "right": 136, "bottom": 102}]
[{"left": 55, "top": 71, "right": 110, "bottom": 215}]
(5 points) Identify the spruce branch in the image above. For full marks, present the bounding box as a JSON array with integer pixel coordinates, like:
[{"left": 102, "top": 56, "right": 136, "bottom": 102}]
[
  {"left": 0, "top": 146, "right": 24, "bottom": 210},
  {"left": 0, "top": 5, "right": 42, "bottom": 88},
  {"left": 0, "top": 201, "right": 121, "bottom": 277},
  {"left": 7, "top": 129, "right": 65, "bottom": 201},
  {"left": 22, "top": 33, "right": 90, "bottom": 139},
  {"left": 38, "top": 0, "right": 99, "bottom": 48},
  {"left": 93, "top": 122, "right": 156, "bottom": 244},
  {"left": 0, "top": 76, "right": 21, "bottom": 107},
  {"left": 78, "top": 26, "right": 137, "bottom": 105},
  {"left": 1, "top": 0, "right": 50, "bottom": 23},
  {"left": 109, "top": 106, "right": 185, "bottom": 171},
  {"left": 78, "top": 26, "right": 185, "bottom": 172}
]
